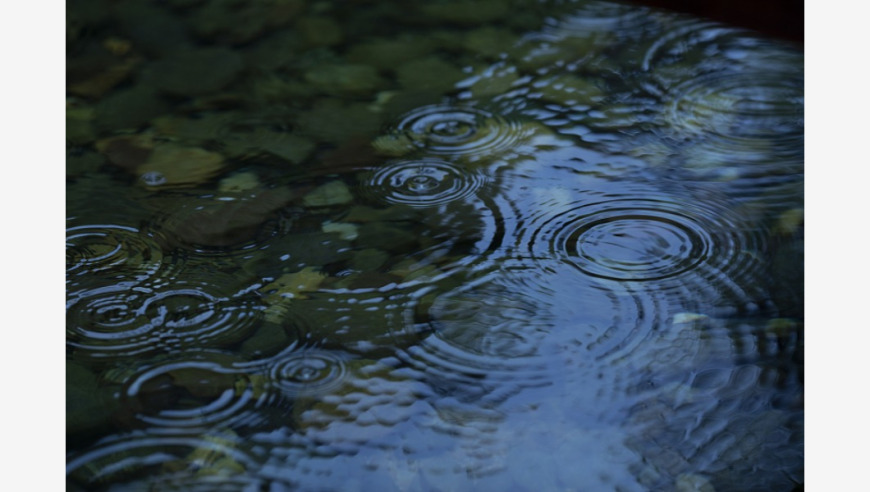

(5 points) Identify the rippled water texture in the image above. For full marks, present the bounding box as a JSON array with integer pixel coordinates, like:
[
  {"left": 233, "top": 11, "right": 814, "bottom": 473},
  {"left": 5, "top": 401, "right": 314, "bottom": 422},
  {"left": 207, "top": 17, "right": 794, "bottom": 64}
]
[{"left": 67, "top": 0, "right": 803, "bottom": 490}]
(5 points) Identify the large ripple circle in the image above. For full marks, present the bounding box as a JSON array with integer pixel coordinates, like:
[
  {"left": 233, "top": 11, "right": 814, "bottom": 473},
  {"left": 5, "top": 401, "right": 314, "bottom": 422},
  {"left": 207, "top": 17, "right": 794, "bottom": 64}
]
[
  {"left": 364, "top": 158, "right": 486, "bottom": 207},
  {"left": 66, "top": 224, "right": 166, "bottom": 284},
  {"left": 122, "top": 360, "right": 270, "bottom": 432},
  {"left": 664, "top": 73, "right": 803, "bottom": 156},
  {"left": 66, "top": 433, "right": 263, "bottom": 490},
  {"left": 67, "top": 279, "right": 263, "bottom": 360},
  {"left": 394, "top": 104, "right": 529, "bottom": 159},
  {"left": 558, "top": 207, "right": 710, "bottom": 281},
  {"left": 264, "top": 349, "right": 348, "bottom": 398},
  {"left": 525, "top": 197, "right": 766, "bottom": 289}
]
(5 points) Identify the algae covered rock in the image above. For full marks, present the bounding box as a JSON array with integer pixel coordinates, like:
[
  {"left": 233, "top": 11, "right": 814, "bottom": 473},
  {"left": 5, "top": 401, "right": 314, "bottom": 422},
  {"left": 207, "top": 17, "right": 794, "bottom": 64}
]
[
  {"left": 94, "top": 84, "right": 169, "bottom": 131},
  {"left": 144, "top": 48, "right": 244, "bottom": 97},
  {"left": 296, "top": 99, "right": 383, "bottom": 143},
  {"left": 154, "top": 187, "right": 295, "bottom": 248},
  {"left": 137, "top": 144, "right": 226, "bottom": 187},
  {"left": 260, "top": 267, "right": 327, "bottom": 301},
  {"left": 346, "top": 35, "right": 438, "bottom": 71},
  {"left": 67, "top": 362, "right": 118, "bottom": 438},
  {"left": 303, "top": 180, "right": 354, "bottom": 207},
  {"left": 419, "top": 0, "right": 509, "bottom": 25},
  {"left": 396, "top": 57, "right": 465, "bottom": 94},
  {"left": 218, "top": 171, "right": 261, "bottom": 192},
  {"left": 304, "top": 63, "right": 384, "bottom": 97}
]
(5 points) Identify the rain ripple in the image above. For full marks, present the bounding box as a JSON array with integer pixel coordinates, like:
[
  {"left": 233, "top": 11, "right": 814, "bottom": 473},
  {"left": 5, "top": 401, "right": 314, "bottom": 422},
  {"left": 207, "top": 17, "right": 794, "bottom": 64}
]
[
  {"left": 396, "top": 275, "right": 556, "bottom": 408},
  {"left": 120, "top": 358, "right": 273, "bottom": 433},
  {"left": 262, "top": 348, "right": 349, "bottom": 400},
  {"left": 638, "top": 20, "right": 803, "bottom": 188},
  {"left": 517, "top": 194, "right": 769, "bottom": 301},
  {"left": 67, "top": 278, "right": 264, "bottom": 361},
  {"left": 377, "top": 103, "right": 536, "bottom": 163},
  {"left": 66, "top": 224, "right": 170, "bottom": 288},
  {"left": 362, "top": 158, "right": 487, "bottom": 208},
  {"left": 66, "top": 432, "right": 266, "bottom": 491}
]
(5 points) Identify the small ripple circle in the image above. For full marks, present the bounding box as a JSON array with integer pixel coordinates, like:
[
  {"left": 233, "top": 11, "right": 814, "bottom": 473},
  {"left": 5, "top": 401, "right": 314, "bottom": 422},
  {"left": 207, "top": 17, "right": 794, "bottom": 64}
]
[
  {"left": 266, "top": 349, "right": 348, "bottom": 398},
  {"left": 364, "top": 158, "right": 485, "bottom": 207},
  {"left": 392, "top": 104, "right": 529, "bottom": 159}
]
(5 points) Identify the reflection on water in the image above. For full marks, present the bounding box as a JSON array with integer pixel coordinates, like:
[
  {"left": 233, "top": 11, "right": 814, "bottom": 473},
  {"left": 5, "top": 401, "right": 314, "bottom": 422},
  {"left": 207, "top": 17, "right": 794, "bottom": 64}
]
[{"left": 67, "top": 0, "right": 803, "bottom": 489}]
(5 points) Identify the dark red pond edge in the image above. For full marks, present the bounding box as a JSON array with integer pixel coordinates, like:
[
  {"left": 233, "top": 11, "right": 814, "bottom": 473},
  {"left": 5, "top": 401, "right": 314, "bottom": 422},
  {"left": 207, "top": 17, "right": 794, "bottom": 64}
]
[{"left": 625, "top": 0, "right": 804, "bottom": 44}]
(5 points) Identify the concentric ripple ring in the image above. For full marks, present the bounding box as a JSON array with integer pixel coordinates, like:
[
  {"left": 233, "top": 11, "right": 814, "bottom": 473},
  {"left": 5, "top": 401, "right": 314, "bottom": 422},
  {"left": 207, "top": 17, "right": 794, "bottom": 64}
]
[
  {"left": 265, "top": 349, "right": 348, "bottom": 398},
  {"left": 393, "top": 104, "right": 529, "bottom": 159},
  {"left": 66, "top": 224, "right": 164, "bottom": 282},
  {"left": 531, "top": 199, "right": 714, "bottom": 282},
  {"left": 364, "top": 158, "right": 486, "bottom": 207}
]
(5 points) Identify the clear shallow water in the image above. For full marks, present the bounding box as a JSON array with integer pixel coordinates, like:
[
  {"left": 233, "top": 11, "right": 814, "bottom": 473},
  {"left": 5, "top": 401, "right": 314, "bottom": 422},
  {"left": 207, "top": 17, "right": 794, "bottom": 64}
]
[{"left": 67, "top": 0, "right": 803, "bottom": 490}]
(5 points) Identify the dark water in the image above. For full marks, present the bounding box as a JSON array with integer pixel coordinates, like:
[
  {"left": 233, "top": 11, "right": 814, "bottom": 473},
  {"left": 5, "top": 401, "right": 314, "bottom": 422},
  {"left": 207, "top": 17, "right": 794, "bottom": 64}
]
[{"left": 67, "top": 0, "right": 803, "bottom": 490}]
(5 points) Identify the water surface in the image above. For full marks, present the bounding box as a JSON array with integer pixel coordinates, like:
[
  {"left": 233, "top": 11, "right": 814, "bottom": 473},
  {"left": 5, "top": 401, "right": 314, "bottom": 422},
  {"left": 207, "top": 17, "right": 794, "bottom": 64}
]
[{"left": 67, "top": 0, "right": 803, "bottom": 490}]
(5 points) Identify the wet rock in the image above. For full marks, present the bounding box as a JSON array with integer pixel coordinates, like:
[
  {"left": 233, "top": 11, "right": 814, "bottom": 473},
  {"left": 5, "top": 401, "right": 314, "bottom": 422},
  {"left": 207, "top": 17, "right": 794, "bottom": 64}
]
[
  {"left": 322, "top": 221, "right": 359, "bottom": 241},
  {"left": 297, "top": 100, "right": 383, "bottom": 143},
  {"left": 343, "top": 205, "right": 421, "bottom": 224},
  {"left": 534, "top": 74, "right": 605, "bottom": 106},
  {"left": 67, "top": 150, "right": 106, "bottom": 177},
  {"left": 219, "top": 171, "right": 261, "bottom": 192},
  {"left": 144, "top": 48, "right": 244, "bottom": 97},
  {"left": 354, "top": 222, "right": 419, "bottom": 253},
  {"left": 188, "top": 0, "right": 303, "bottom": 44},
  {"left": 350, "top": 249, "right": 390, "bottom": 271},
  {"left": 304, "top": 63, "right": 384, "bottom": 97},
  {"left": 164, "top": 367, "right": 240, "bottom": 399},
  {"left": 462, "top": 63, "right": 521, "bottom": 98},
  {"left": 464, "top": 27, "right": 517, "bottom": 59},
  {"left": 261, "top": 267, "right": 327, "bottom": 301},
  {"left": 240, "top": 322, "right": 293, "bottom": 358},
  {"left": 67, "top": 362, "right": 117, "bottom": 438},
  {"left": 346, "top": 35, "right": 438, "bottom": 71},
  {"left": 774, "top": 208, "right": 804, "bottom": 236},
  {"left": 152, "top": 112, "right": 237, "bottom": 143},
  {"left": 304, "top": 181, "right": 354, "bottom": 207},
  {"left": 675, "top": 474, "right": 716, "bottom": 492},
  {"left": 95, "top": 133, "right": 154, "bottom": 171},
  {"left": 249, "top": 74, "right": 318, "bottom": 104},
  {"left": 261, "top": 231, "right": 354, "bottom": 271},
  {"left": 113, "top": 0, "right": 192, "bottom": 56},
  {"left": 396, "top": 57, "right": 465, "bottom": 94},
  {"left": 94, "top": 84, "right": 169, "bottom": 132},
  {"left": 66, "top": 104, "right": 96, "bottom": 145},
  {"left": 68, "top": 56, "right": 141, "bottom": 99},
  {"left": 246, "top": 31, "right": 302, "bottom": 71},
  {"left": 297, "top": 16, "right": 344, "bottom": 47},
  {"left": 345, "top": 271, "right": 403, "bottom": 290},
  {"left": 419, "top": 0, "right": 509, "bottom": 25},
  {"left": 157, "top": 187, "right": 295, "bottom": 248},
  {"left": 137, "top": 144, "right": 226, "bottom": 187}
]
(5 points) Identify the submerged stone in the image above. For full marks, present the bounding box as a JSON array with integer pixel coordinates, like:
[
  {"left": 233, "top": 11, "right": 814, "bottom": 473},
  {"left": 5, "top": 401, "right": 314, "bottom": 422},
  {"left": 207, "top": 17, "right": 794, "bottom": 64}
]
[
  {"left": 304, "top": 63, "right": 384, "bottom": 97},
  {"left": 322, "top": 221, "right": 359, "bottom": 241},
  {"left": 67, "top": 362, "right": 117, "bottom": 438},
  {"left": 346, "top": 35, "right": 438, "bottom": 71},
  {"left": 145, "top": 48, "right": 244, "bottom": 97},
  {"left": 94, "top": 84, "right": 168, "bottom": 131},
  {"left": 240, "top": 322, "right": 293, "bottom": 358},
  {"left": 419, "top": 0, "right": 509, "bottom": 25},
  {"left": 261, "top": 267, "right": 327, "bottom": 301},
  {"left": 137, "top": 145, "right": 226, "bottom": 187},
  {"left": 296, "top": 16, "right": 344, "bottom": 47},
  {"left": 219, "top": 171, "right": 261, "bottom": 192},
  {"left": 296, "top": 100, "right": 382, "bottom": 143},
  {"left": 396, "top": 57, "right": 465, "bottom": 94},
  {"left": 304, "top": 181, "right": 354, "bottom": 207},
  {"left": 156, "top": 187, "right": 294, "bottom": 247}
]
